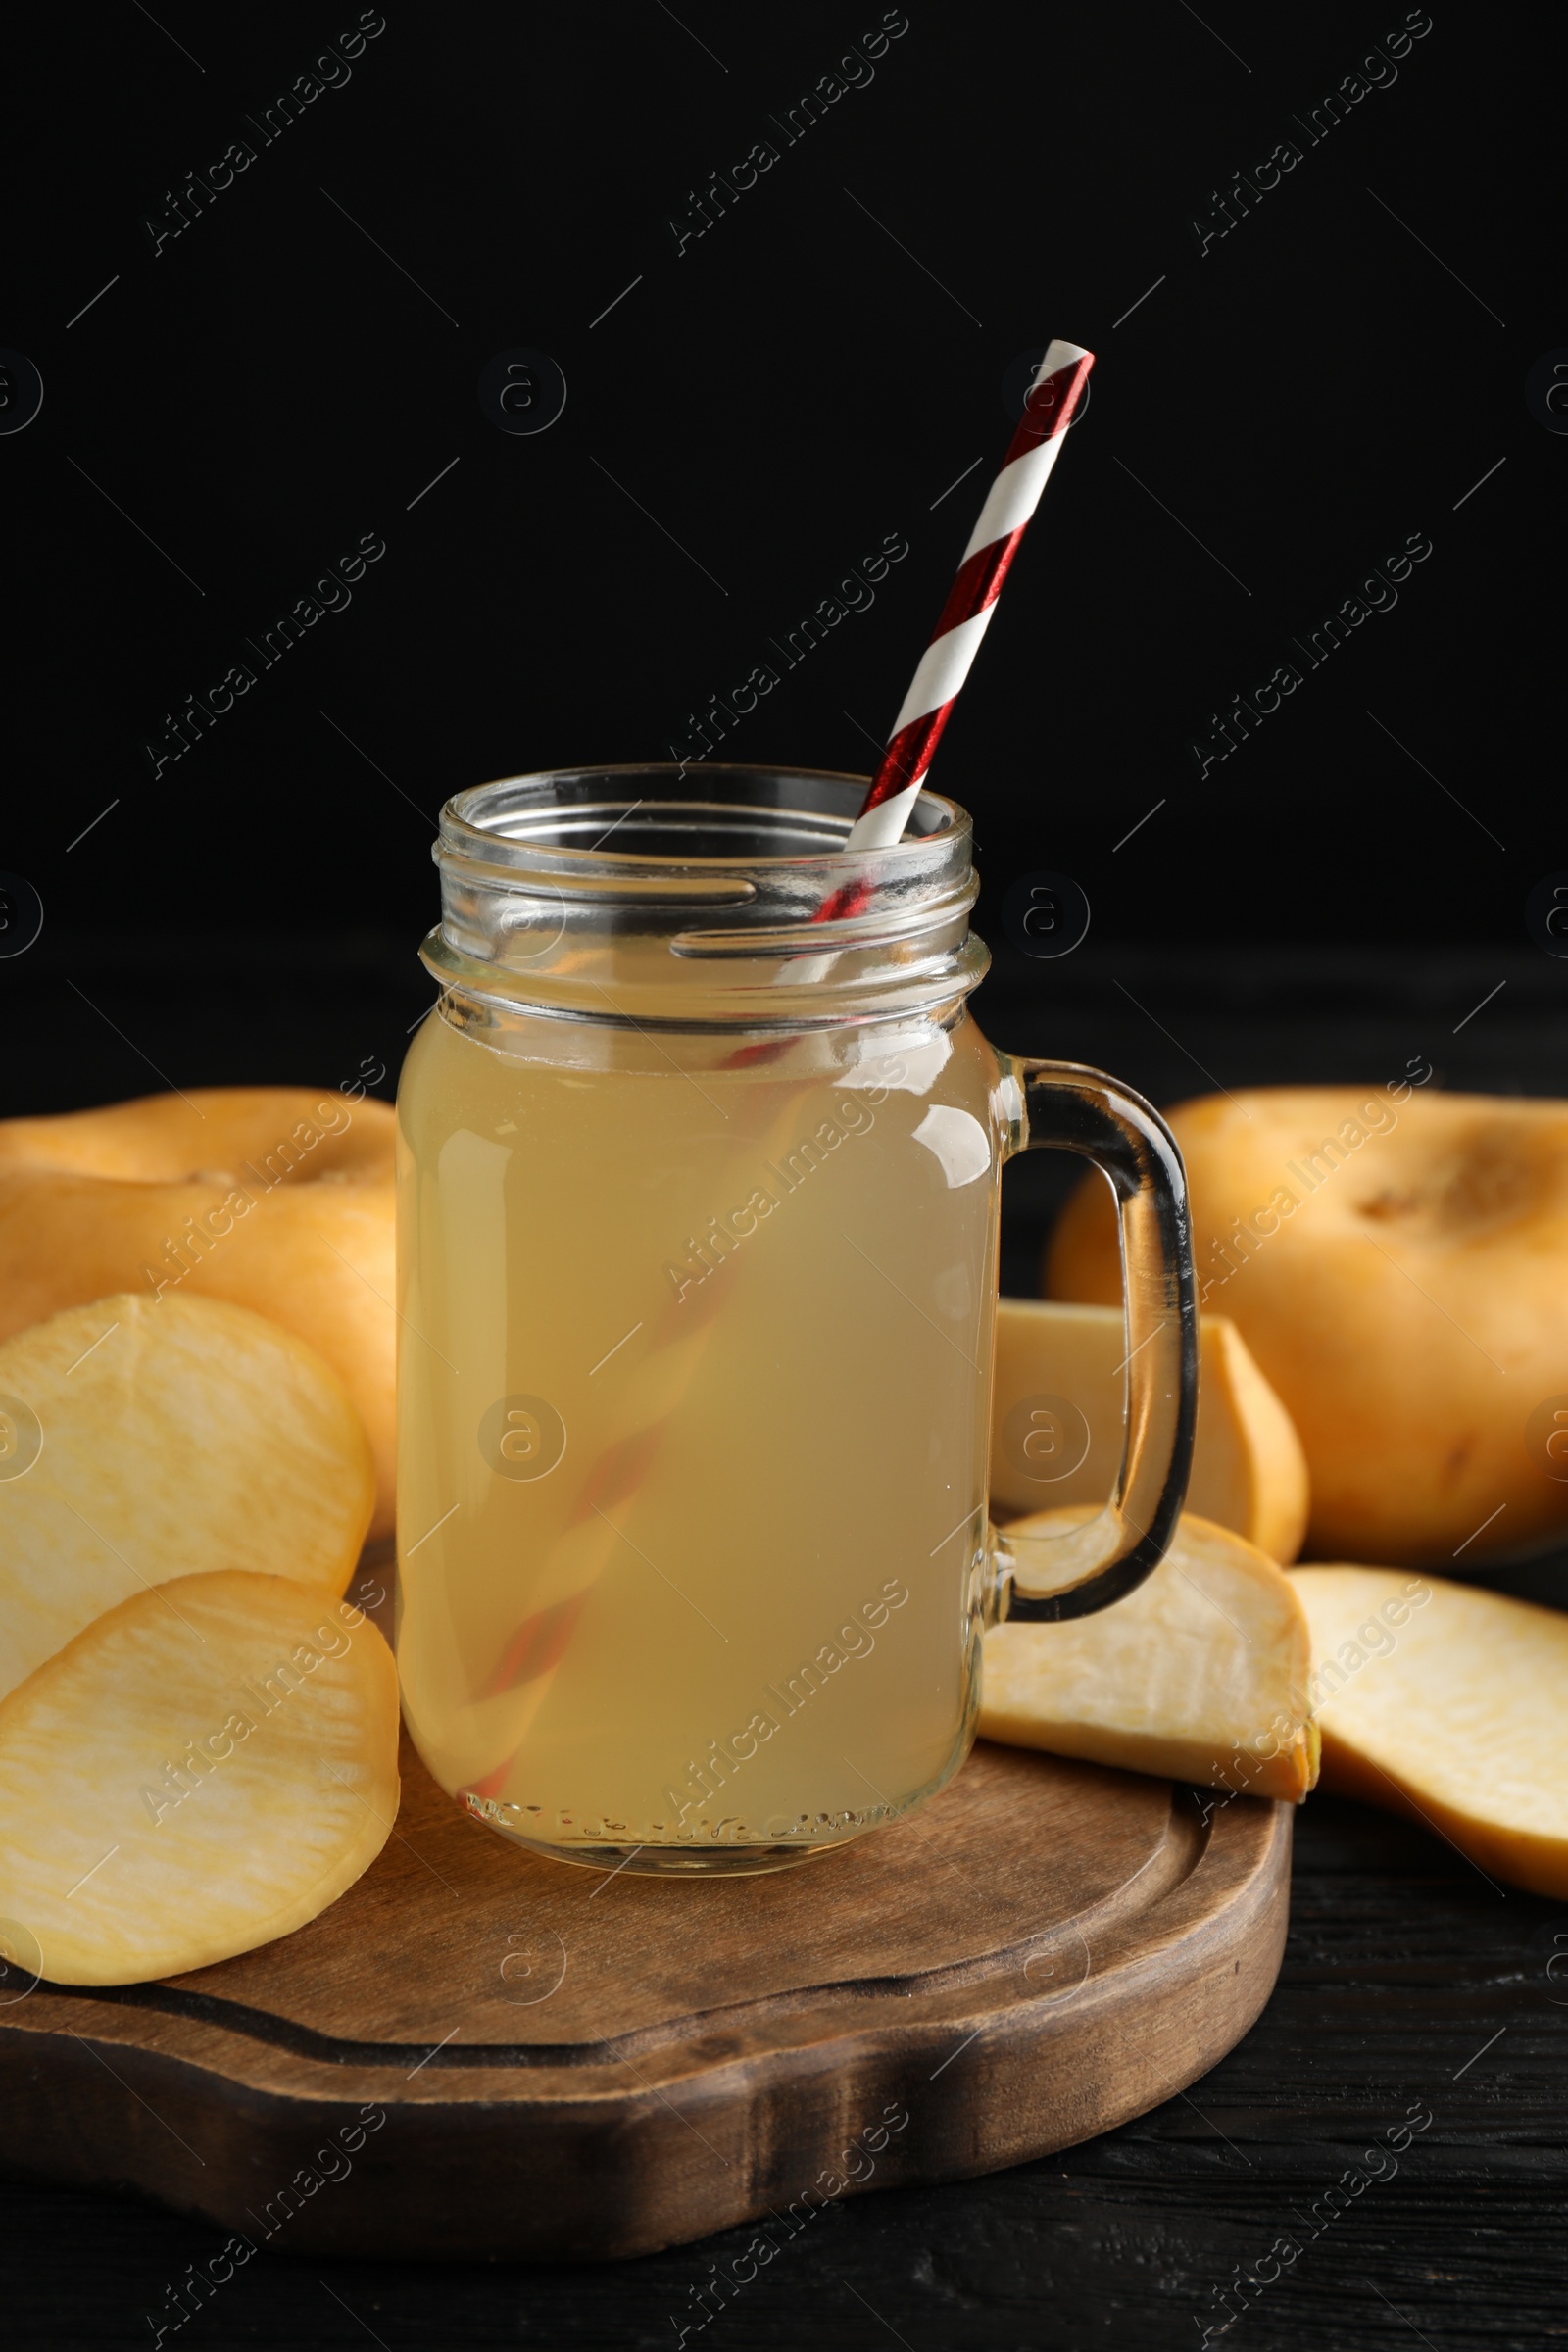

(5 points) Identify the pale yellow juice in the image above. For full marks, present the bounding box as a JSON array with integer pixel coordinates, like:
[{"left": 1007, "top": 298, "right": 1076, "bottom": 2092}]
[{"left": 396, "top": 1000, "right": 1003, "bottom": 1866}]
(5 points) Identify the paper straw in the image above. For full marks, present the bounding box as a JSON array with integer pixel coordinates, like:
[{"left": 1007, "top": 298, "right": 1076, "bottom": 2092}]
[
  {"left": 444, "top": 342, "right": 1096, "bottom": 1811},
  {"left": 846, "top": 337, "right": 1094, "bottom": 853}
]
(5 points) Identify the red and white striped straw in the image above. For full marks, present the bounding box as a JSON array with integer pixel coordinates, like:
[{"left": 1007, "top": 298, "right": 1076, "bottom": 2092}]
[
  {"left": 451, "top": 341, "right": 1097, "bottom": 1809},
  {"left": 846, "top": 337, "right": 1095, "bottom": 852}
]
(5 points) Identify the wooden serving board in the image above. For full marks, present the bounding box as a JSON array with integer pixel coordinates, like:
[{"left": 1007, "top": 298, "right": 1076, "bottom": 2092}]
[{"left": 0, "top": 1717, "right": 1291, "bottom": 2262}]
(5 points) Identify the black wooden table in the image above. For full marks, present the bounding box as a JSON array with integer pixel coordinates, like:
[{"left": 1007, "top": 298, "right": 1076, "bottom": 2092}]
[{"left": 4, "top": 936, "right": 1564, "bottom": 2351}]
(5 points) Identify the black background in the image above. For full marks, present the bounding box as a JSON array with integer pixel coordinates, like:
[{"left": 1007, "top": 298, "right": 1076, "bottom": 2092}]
[
  {"left": 3, "top": 6, "right": 1565, "bottom": 2348},
  {"left": 2, "top": 0, "right": 1552, "bottom": 990}
]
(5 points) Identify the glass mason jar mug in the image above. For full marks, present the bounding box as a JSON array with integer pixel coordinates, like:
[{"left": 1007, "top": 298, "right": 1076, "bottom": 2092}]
[{"left": 397, "top": 766, "right": 1196, "bottom": 1875}]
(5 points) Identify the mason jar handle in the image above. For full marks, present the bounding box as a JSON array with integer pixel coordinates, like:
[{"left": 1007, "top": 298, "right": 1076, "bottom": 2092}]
[{"left": 992, "top": 1058, "right": 1197, "bottom": 1622}]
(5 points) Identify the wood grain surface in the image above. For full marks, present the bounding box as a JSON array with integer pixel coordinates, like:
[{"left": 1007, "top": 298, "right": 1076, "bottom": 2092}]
[{"left": 0, "top": 1732, "right": 1290, "bottom": 2261}]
